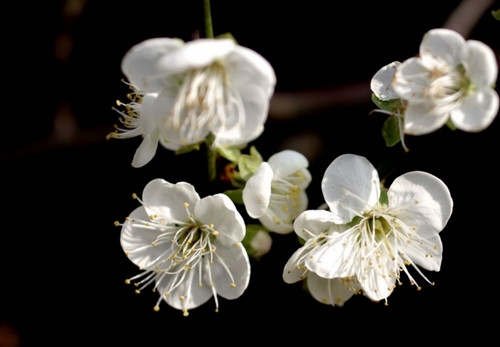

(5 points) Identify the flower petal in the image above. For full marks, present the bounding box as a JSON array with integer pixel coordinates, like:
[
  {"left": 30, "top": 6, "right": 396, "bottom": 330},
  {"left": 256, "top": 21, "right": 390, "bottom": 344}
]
[
  {"left": 450, "top": 89, "right": 499, "bottom": 132},
  {"left": 388, "top": 171, "right": 453, "bottom": 240},
  {"left": 195, "top": 193, "right": 246, "bottom": 243},
  {"left": 305, "top": 228, "right": 358, "bottom": 279},
  {"left": 210, "top": 240, "right": 250, "bottom": 300},
  {"left": 420, "top": 28, "right": 465, "bottom": 68},
  {"left": 462, "top": 40, "right": 498, "bottom": 88},
  {"left": 401, "top": 234, "right": 443, "bottom": 272},
  {"left": 156, "top": 39, "right": 235, "bottom": 76},
  {"left": 370, "top": 61, "right": 401, "bottom": 101},
  {"left": 120, "top": 207, "right": 175, "bottom": 270},
  {"left": 404, "top": 101, "right": 450, "bottom": 135},
  {"left": 322, "top": 154, "right": 380, "bottom": 224},
  {"left": 131, "top": 128, "right": 159, "bottom": 168},
  {"left": 356, "top": 253, "right": 396, "bottom": 302},
  {"left": 307, "top": 273, "right": 358, "bottom": 307},
  {"left": 157, "top": 264, "right": 212, "bottom": 311},
  {"left": 392, "top": 57, "right": 430, "bottom": 102},
  {"left": 142, "top": 179, "right": 200, "bottom": 223},
  {"left": 226, "top": 45, "right": 276, "bottom": 99},
  {"left": 293, "top": 210, "right": 345, "bottom": 241},
  {"left": 121, "top": 38, "right": 184, "bottom": 92},
  {"left": 267, "top": 150, "right": 309, "bottom": 179},
  {"left": 282, "top": 246, "right": 310, "bottom": 284},
  {"left": 212, "top": 84, "right": 268, "bottom": 146},
  {"left": 242, "top": 162, "right": 273, "bottom": 219}
]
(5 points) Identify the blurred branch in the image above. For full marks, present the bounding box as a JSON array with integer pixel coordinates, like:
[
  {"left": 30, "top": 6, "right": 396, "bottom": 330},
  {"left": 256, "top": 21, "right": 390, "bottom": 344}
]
[{"left": 443, "top": 0, "right": 495, "bottom": 38}]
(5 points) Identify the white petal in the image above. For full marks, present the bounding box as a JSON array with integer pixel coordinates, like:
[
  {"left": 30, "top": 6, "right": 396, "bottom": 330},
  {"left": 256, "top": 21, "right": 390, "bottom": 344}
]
[
  {"left": 282, "top": 246, "right": 310, "bottom": 284},
  {"left": 393, "top": 57, "right": 430, "bottom": 102},
  {"left": 121, "top": 38, "right": 183, "bottom": 92},
  {"left": 139, "top": 93, "right": 159, "bottom": 135},
  {"left": 388, "top": 171, "right": 453, "bottom": 240},
  {"left": 120, "top": 207, "right": 174, "bottom": 270},
  {"left": 212, "top": 85, "right": 268, "bottom": 146},
  {"left": 242, "top": 162, "right": 273, "bottom": 218},
  {"left": 401, "top": 234, "right": 443, "bottom": 272},
  {"left": 356, "top": 253, "right": 396, "bottom": 302},
  {"left": 195, "top": 194, "right": 246, "bottom": 243},
  {"left": 142, "top": 179, "right": 200, "bottom": 222},
  {"left": 322, "top": 154, "right": 380, "bottom": 224},
  {"left": 131, "top": 128, "right": 159, "bottom": 168},
  {"left": 305, "top": 228, "right": 358, "bottom": 279},
  {"left": 420, "top": 28, "right": 465, "bottom": 68},
  {"left": 267, "top": 150, "right": 309, "bottom": 179},
  {"left": 404, "top": 101, "right": 450, "bottom": 135},
  {"left": 293, "top": 210, "right": 345, "bottom": 241},
  {"left": 210, "top": 240, "right": 250, "bottom": 300},
  {"left": 156, "top": 39, "right": 235, "bottom": 76},
  {"left": 461, "top": 40, "right": 498, "bottom": 88},
  {"left": 157, "top": 264, "right": 212, "bottom": 310},
  {"left": 370, "top": 61, "right": 401, "bottom": 100},
  {"left": 450, "top": 89, "right": 499, "bottom": 132},
  {"left": 307, "top": 273, "right": 358, "bottom": 307},
  {"left": 258, "top": 208, "right": 294, "bottom": 234},
  {"left": 226, "top": 45, "right": 276, "bottom": 98}
]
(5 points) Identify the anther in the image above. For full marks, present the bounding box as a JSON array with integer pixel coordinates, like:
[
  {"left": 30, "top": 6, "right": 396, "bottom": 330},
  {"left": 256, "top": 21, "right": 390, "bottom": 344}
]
[{"left": 153, "top": 306, "right": 160, "bottom": 312}]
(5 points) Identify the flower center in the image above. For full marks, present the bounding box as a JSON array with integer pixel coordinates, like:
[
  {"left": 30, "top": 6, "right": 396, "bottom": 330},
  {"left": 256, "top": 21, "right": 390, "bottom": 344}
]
[
  {"left": 428, "top": 63, "right": 470, "bottom": 113},
  {"left": 169, "top": 63, "right": 244, "bottom": 145}
]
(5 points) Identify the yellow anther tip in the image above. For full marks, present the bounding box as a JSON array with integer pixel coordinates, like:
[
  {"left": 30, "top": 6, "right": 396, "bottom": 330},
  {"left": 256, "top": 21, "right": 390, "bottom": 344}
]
[{"left": 153, "top": 306, "right": 160, "bottom": 312}]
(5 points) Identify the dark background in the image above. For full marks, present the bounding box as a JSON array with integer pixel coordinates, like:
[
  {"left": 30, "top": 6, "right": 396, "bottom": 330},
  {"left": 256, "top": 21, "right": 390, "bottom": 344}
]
[{"left": 1, "top": 0, "right": 499, "bottom": 345}]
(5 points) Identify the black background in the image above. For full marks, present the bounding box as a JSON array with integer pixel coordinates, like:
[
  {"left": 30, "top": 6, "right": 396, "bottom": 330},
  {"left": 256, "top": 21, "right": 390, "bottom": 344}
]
[{"left": 1, "top": 0, "right": 499, "bottom": 345}]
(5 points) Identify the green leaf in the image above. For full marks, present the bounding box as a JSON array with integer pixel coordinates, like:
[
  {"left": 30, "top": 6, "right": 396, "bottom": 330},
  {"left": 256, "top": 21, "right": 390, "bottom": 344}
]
[
  {"left": 492, "top": 9, "right": 500, "bottom": 20},
  {"left": 371, "top": 94, "right": 402, "bottom": 112},
  {"left": 217, "top": 146, "right": 241, "bottom": 163},
  {"left": 381, "top": 116, "right": 401, "bottom": 147},
  {"left": 223, "top": 189, "right": 244, "bottom": 205},
  {"left": 175, "top": 143, "right": 200, "bottom": 155}
]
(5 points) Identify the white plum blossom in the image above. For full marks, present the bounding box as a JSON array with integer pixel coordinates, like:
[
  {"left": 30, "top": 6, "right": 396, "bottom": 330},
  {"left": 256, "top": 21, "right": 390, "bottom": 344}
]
[
  {"left": 283, "top": 210, "right": 361, "bottom": 306},
  {"left": 393, "top": 28, "right": 499, "bottom": 135},
  {"left": 242, "top": 150, "right": 312, "bottom": 234},
  {"left": 120, "top": 37, "right": 276, "bottom": 149},
  {"left": 108, "top": 87, "right": 166, "bottom": 168},
  {"left": 371, "top": 61, "right": 402, "bottom": 102},
  {"left": 285, "top": 154, "right": 453, "bottom": 304},
  {"left": 118, "top": 179, "right": 250, "bottom": 316}
]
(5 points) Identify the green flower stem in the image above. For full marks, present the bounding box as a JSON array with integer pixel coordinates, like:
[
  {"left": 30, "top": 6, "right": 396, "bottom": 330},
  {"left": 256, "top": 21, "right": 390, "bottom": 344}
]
[
  {"left": 206, "top": 133, "right": 217, "bottom": 182},
  {"left": 203, "top": 0, "right": 214, "bottom": 38}
]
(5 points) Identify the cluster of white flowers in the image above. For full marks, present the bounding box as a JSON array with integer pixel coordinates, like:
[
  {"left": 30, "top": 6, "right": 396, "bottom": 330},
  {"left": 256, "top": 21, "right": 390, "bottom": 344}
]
[
  {"left": 371, "top": 28, "right": 498, "bottom": 149},
  {"left": 111, "top": 20, "right": 496, "bottom": 315}
]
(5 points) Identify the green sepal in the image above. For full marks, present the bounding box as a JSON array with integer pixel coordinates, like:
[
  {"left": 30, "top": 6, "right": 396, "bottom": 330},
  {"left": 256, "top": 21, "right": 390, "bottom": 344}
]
[
  {"left": 379, "top": 187, "right": 389, "bottom": 207},
  {"left": 382, "top": 116, "right": 401, "bottom": 147},
  {"left": 216, "top": 32, "right": 238, "bottom": 43},
  {"left": 237, "top": 146, "right": 263, "bottom": 181},
  {"left": 446, "top": 118, "right": 457, "bottom": 131},
  {"left": 371, "top": 94, "right": 402, "bottom": 112},
  {"left": 175, "top": 143, "right": 201, "bottom": 155},
  {"left": 492, "top": 9, "right": 500, "bottom": 20},
  {"left": 217, "top": 146, "right": 241, "bottom": 163},
  {"left": 223, "top": 189, "right": 244, "bottom": 205}
]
